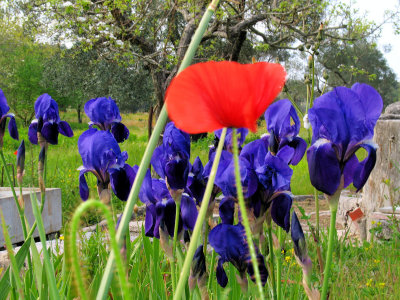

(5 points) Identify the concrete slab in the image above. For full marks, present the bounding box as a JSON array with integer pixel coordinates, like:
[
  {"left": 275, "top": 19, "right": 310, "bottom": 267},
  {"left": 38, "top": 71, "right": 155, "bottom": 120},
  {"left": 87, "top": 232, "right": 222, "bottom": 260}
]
[{"left": 0, "top": 187, "right": 62, "bottom": 245}]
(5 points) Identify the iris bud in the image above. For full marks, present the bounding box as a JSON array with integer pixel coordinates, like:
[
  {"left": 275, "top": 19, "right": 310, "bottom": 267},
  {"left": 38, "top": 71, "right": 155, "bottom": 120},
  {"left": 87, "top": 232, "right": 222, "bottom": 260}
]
[{"left": 16, "top": 140, "right": 25, "bottom": 185}]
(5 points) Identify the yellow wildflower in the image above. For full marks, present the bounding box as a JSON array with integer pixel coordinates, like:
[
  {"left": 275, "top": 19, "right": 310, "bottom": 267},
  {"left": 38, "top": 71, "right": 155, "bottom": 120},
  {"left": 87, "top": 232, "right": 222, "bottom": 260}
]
[
  {"left": 378, "top": 282, "right": 385, "bottom": 288},
  {"left": 285, "top": 256, "right": 291, "bottom": 263},
  {"left": 366, "top": 279, "right": 372, "bottom": 287}
]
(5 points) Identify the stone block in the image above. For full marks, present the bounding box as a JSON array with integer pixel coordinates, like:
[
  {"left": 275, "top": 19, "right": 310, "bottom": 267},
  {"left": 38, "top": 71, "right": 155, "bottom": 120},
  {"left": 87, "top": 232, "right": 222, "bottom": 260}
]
[{"left": 0, "top": 187, "right": 62, "bottom": 245}]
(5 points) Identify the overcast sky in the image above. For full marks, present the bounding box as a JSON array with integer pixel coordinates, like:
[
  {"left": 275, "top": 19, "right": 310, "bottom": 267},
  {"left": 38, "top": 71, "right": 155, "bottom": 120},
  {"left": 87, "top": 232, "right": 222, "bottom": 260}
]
[{"left": 347, "top": 0, "right": 400, "bottom": 79}]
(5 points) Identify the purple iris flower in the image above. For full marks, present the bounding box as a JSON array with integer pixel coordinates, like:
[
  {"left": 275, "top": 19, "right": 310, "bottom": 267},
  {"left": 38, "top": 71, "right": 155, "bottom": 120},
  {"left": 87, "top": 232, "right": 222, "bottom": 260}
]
[
  {"left": 78, "top": 128, "right": 135, "bottom": 201},
  {"left": 187, "top": 157, "right": 207, "bottom": 204},
  {"left": 139, "top": 170, "right": 198, "bottom": 238},
  {"left": 0, "top": 89, "right": 18, "bottom": 147},
  {"left": 208, "top": 223, "right": 268, "bottom": 288},
  {"left": 151, "top": 122, "right": 190, "bottom": 191},
  {"left": 264, "top": 99, "right": 307, "bottom": 165},
  {"left": 214, "top": 152, "right": 258, "bottom": 199},
  {"left": 307, "top": 83, "right": 383, "bottom": 195},
  {"left": 28, "top": 94, "right": 73, "bottom": 145},
  {"left": 84, "top": 97, "right": 129, "bottom": 143},
  {"left": 214, "top": 128, "right": 248, "bottom": 152},
  {"left": 241, "top": 144, "right": 294, "bottom": 232}
]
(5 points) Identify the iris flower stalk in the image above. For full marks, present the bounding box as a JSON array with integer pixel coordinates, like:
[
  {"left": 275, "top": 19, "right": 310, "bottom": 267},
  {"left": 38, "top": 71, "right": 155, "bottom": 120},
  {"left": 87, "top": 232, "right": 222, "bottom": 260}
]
[{"left": 95, "top": 2, "right": 221, "bottom": 298}]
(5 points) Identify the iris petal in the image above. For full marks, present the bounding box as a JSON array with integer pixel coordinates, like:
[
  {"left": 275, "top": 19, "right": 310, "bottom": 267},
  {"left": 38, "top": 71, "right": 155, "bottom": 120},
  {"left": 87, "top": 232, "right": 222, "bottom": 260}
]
[
  {"left": 265, "top": 99, "right": 300, "bottom": 140},
  {"left": 166, "top": 61, "right": 286, "bottom": 133},
  {"left": 7, "top": 115, "right": 18, "bottom": 140},
  {"left": 79, "top": 169, "right": 90, "bottom": 200},
  {"left": 109, "top": 164, "right": 136, "bottom": 201},
  {"left": 151, "top": 145, "right": 166, "bottom": 178},
  {"left": 180, "top": 195, "right": 198, "bottom": 230},
  {"left": 216, "top": 258, "right": 228, "bottom": 287},
  {"left": 353, "top": 142, "right": 377, "bottom": 191},
  {"left": 270, "top": 193, "right": 292, "bottom": 232},
  {"left": 281, "top": 136, "right": 307, "bottom": 165},
  {"left": 111, "top": 122, "right": 130, "bottom": 143},
  {"left": 307, "top": 139, "right": 341, "bottom": 195},
  {"left": 145, "top": 204, "right": 156, "bottom": 237},
  {"left": 59, "top": 121, "right": 74, "bottom": 137},
  {"left": 28, "top": 122, "right": 38, "bottom": 145},
  {"left": 219, "top": 197, "right": 235, "bottom": 225},
  {"left": 41, "top": 122, "right": 59, "bottom": 145}
]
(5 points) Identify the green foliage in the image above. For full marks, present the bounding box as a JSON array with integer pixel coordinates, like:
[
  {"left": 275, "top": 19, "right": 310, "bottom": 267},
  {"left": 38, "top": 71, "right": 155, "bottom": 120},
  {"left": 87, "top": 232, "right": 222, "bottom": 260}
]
[
  {"left": 319, "top": 41, "right": 399, "bottom": 106},
  {"left": 0, "top": 20, "right": 54, "bottom": 125}
]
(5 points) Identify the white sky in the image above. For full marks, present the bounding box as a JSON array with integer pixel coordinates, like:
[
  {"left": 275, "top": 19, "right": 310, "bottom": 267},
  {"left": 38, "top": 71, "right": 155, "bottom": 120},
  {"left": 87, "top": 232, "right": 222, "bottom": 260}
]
[{"left": 347, "top": 0, "right": 400, "bottom": 79}]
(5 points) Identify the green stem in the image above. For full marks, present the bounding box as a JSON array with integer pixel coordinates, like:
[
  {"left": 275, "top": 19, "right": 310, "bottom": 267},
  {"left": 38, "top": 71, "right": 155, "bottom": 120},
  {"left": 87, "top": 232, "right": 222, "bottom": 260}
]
[
  {"left": 314, "top": 188, "right": 319, "bottom": 238},
  {"left": 0, "top": 210, "right": 24, "bottom": 299},
  {"left": 276, "top": 227, "right": 282, "bottom": 300},
  {"left": 0, "top": 151, "right": 26, "bottom": 235},
  {"left": 207, "top": 249, "right": 216, "bottom": 291},
  {"left": 174, "top": 128, "right": 227, "bottom": 300},
  {"left": 203, "top": 222, "right": 209, "bottom": 256},
  {"left": 267, "top": 225, "right": 277, "bottom": 300},
  {"left": 321, "top": 203, "right": 338, "bottom": 299},
  {"left": 285, "top": 92, "right": 304, "bottom": 118},
  {"left": 172, "top": 199, "right": 182, "bottom": 294},
  {"left": 70, "top": 200, "right": 131, "bottom": 300},
  {"left": 30, "top": 192, "right": 60, "bottom": 300},
  {"left": 232, "top": 129, "right": 265, "bottom": 299},
  {"left": 96, "top": 2, "right": 220, "bottom": 298},
  {"left": 310, "top": 54, "right": 315, "bottom": 107}
]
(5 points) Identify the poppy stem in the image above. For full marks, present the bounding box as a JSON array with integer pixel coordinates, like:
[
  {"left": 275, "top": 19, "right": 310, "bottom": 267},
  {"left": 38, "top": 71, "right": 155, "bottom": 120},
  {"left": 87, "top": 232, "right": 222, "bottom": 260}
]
[
  {"left": 172, "top": 197, "right": 182, "bottom": 294},
  {"left": 321, "top": 201, "right": 338, "bottom": 299},
  {"left": 96, "top": 1, "right": 220, "bottom": 297},
  {"left": 232, "top": 128, "right": 265, "bottom": 300},
  {"left": 174, "top": 128, "right": 227, "bottom": 300}
]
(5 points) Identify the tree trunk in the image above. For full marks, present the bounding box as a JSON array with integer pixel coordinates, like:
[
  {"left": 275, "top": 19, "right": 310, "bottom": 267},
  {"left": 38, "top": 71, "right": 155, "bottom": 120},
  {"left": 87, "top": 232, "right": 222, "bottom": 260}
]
[{"left": 77, "top": 104, "right": 82, "bottom": 123}]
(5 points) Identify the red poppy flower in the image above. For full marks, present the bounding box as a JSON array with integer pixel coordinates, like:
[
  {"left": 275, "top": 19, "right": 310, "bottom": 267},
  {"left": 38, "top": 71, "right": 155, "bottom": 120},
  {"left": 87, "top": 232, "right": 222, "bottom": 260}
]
[{"left": 165, "top": 61, "right": 286, "bottom": 134}]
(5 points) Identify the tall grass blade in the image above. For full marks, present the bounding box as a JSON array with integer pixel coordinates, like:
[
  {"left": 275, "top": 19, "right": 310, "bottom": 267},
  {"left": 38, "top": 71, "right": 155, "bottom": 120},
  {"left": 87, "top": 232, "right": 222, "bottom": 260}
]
[
  {"left": 30, "top": 191, "right": 60, "bottom": 300},
  {"left": 0, "top": 235, "right": 31, "bottom": 299}
]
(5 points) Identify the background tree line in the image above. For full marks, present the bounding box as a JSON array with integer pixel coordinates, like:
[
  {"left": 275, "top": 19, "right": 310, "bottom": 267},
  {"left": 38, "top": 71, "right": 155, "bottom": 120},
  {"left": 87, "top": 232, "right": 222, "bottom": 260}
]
[{"left": 0, "top": 0, "right": 399, "bottom": 125}]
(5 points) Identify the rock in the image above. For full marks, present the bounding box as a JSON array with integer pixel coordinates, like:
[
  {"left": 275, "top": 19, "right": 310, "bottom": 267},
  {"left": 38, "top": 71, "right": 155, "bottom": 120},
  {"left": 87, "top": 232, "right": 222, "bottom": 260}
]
[
  {"left": 363, "top": 117, "right": 400, "bottom": 240},
  {"left": 385, "top": 101, "right": 400, "bottom": 115}
]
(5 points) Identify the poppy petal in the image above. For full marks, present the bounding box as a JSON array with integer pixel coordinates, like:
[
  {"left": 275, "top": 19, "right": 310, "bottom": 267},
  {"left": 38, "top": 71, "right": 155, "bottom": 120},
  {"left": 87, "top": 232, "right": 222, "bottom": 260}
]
[{"left": 166, "top": 61, "right": 286, "bottom": 133}]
